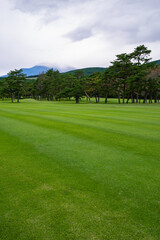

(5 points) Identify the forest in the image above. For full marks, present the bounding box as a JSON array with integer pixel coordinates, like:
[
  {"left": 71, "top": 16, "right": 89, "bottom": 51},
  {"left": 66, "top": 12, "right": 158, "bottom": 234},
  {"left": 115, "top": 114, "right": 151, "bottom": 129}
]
[{"left": 0, "top": 45, "right": 160, "bottom": 104}]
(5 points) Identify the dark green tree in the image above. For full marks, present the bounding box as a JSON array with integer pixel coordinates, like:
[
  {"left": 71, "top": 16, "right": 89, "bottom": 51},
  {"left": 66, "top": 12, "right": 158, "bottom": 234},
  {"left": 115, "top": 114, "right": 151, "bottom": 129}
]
[
  {"left": 146, "top": 64, "right": 160, "bottom": 103},
  {"left": 110, "top": 53, "right": 133, "bottom": 103},
  {"left": 85, "top": 72, "right": 103, "bottom": 103},
  {"left": 102, "top": 67, "right": 115, "bottom": 103},
  {"left": 59, "top": 73, "right": 76, "bottom": 101},
  {"left": 74, "top": 70, "right": 84, "bottom": 80},
  {"left": 4, "top": 69, "right": 26, "bottom": 102},
  {"left": 34, "top": 73, "right": 46, "bottom": 100},
  {"left": 130, "top": 45, "right": 152, "bottom": 103}
]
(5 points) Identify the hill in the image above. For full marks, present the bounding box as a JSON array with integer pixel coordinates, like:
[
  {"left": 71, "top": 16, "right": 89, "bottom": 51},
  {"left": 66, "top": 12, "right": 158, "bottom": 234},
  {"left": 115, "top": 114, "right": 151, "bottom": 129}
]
[
  {"left": 65, "top": 67, "right": 106, "bottom": 75},
  {"left": 151, "top": 59, "right": 160, "bottom": 65}
]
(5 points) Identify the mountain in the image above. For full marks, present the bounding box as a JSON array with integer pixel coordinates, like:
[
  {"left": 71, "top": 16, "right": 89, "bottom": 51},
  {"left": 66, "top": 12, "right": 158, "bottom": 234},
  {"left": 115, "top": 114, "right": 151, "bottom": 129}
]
[
  {"left": 21, "top": 65, "right": 53, "bottom": 77},
  {"left": 0, "top": 65, "right": 54, "bottom": 78}
]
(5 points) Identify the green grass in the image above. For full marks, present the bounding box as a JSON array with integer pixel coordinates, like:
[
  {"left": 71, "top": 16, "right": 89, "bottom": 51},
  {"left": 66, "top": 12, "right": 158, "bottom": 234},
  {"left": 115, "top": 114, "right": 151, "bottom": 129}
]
[{"left": 0, "top": 99, "right": 160, "bottom": 240}]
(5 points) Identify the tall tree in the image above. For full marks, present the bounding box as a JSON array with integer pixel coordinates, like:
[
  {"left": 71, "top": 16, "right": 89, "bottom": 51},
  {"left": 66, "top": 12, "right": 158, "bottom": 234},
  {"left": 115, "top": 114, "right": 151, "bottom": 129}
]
[
  {"left": 74, "top": 70, "right": 84, "bottom": 80},
  {"left": 102, "top": 67, "right": 115, "bottom": 103},
  {"left": 59, "top": 73, "right": 76, "bottom": 101},
  {"left": 85, "top": 72, "right": 103, "bottom": 103},
  {"left": 34, "top": 73, "right": 46, "bottom": 100},
  {"left": 130, "top": 45, "right": 152, "bottom": 103},
  {"left": 4, "top": 69, "right": 26, "bottom": 102},
  {"left": 111, "top": 53, "right": 132, "bottom": 103},
  {"left": 72, "top": 71, "right": 85, "bottom": 103},
  {"left": 146, "top": 65, "right": 160, "bottom": 103}
]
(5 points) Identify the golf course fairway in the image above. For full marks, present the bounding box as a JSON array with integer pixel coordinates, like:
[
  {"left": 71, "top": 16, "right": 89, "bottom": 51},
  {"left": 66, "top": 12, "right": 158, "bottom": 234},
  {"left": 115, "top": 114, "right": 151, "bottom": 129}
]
[{"left": 0, "top": 99, "right": 160, "bottom": 240}]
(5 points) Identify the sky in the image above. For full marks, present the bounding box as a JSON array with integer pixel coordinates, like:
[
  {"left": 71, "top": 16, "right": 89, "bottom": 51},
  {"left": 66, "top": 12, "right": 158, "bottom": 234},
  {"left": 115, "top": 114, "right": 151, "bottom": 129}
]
[{"left": 1, "top": 0, "right": 160, "bottom": 75}]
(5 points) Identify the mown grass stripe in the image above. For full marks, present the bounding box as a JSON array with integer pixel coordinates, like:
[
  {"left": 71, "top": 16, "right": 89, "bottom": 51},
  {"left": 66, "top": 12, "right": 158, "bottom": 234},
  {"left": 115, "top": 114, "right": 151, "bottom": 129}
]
[{"left": 0, "top": 100, "right": 160, "bottom": 239}]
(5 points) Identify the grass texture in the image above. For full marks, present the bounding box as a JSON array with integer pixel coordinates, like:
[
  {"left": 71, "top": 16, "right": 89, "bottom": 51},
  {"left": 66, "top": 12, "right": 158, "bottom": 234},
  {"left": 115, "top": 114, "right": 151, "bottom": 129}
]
[{"left": 0, "top": 99, "right": 160, "bottom": 240}]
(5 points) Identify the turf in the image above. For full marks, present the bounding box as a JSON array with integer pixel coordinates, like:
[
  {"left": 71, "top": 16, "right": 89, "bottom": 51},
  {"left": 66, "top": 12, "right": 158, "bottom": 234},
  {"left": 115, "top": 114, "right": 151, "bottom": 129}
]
[{"left": 0, "top": 99, "right": 160, "bottom": 240}]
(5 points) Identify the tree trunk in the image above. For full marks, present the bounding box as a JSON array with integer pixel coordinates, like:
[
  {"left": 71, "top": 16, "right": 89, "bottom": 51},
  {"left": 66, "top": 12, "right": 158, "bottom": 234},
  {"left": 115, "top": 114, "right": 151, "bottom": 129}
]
[
  {"left": 17, "top": 91, "right": 20, "bottom": 103},
  {"left": 126, "top": 95, "right": 130, "bottom": 104},
  {"left": 131, "top": 93, "right": 134, "bottom": 103},
  {"left": 84, "top": 90, "right": 91, "bottom": 103},
  {"left": 143, "top": 94, "right": 147, "bottom": 104},
  {"left": 123, "top": 84, "right": 126, "bottom": 104},
  {"left": 76, "top": 97, "right": 79, "bottom": 103},
  {"left": 118, "top": 94, "right": 121, "bottom": 104},
  {"left": 105, "top": 93, "right": 108, "bottom": 103},
  {"left": 154, "top": 93, "right": 157, "bottom": 103},
  {"left": 11, "top": 93, "right": 14, "bottom": 103}
]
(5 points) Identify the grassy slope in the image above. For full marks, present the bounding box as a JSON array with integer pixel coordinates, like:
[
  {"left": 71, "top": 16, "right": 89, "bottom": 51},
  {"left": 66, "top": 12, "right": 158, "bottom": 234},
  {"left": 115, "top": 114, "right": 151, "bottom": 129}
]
[
  {"left": 0, "top": 100, "right": 160, "bottom": 240},
  {"left": 65, "top": 67, "right": 106, "bottom": 76}
]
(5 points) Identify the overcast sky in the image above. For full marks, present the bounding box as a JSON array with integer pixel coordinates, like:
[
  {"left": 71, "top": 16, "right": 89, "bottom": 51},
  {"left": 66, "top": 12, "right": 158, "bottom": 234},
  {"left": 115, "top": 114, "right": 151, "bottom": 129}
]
[{"left": 1, "top": 0, "right": 160, "bottom": 75}]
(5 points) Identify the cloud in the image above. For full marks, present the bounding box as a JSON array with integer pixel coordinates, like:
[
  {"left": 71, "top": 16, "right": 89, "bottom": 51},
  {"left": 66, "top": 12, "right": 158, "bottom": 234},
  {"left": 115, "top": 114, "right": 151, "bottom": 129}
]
[
  {"left": 65, "top": 27, "right": 93, "bottom": 41},
  {"left": 11, "top": 0, "right": 160, "bottom": 43},
  {"left": 88, "top": 0, "right": 160, "bottom": 44},
  {"left": 12, "top": 0, "right": 67, "bottom": 12},
  {"left": 0, "top": 0, "right": 160, "bottom": 75}
]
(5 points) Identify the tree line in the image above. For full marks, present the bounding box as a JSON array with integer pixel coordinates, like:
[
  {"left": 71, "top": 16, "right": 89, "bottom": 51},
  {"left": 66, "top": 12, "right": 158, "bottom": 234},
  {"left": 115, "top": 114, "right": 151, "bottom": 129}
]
[{"left": 0, "top": 45, "right": 160, "bottom": 103}]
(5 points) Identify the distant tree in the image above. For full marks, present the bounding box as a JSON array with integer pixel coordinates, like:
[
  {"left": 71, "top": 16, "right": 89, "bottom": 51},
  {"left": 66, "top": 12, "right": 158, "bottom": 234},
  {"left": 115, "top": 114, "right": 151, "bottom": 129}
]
[
  {"left": 23, "top": 80, "right": 34, "bottom": 99},
  {"left": 72, "top": 79, "right": 85, "bottom": 103},
  {"left": 34, "top": 69, "right": 61, "bottom": 101},
  {"left": 59, "top": 73, "right": 76, "bottom": 101},
  {"left": 69, "top": 70, "right": 85, "bottom": 103},
  {"left": 104, "top": 64, "right": 123, "bottom": 104},
  {"left": 106, "top": 45, "right": 154, "bottom": 104},
  {"left": 102, "top": 67, "right": 115, "bottom": 103},
  {"left": 4, "top": 69, "right": 26, "bottom": 102},
  {"left": 74, "top": 70, "right": 84, "bottom": 80},
  {"left": 110, "top": 53, "right": 133, "bottom": 103},
  {"left": 34, "top": 73, "right": 45, "bottom": 100},
  {"left": 45, "top": 69, "right": 62, "bottom": 101},
  {"left": 146, "top": 65, "right": 160, "bottom": 103},
  {"left": 131, "top": 45, "right": 151, "bottom": 66},
  {"left": 85, "top": 72, "right": 103, "bottom": 103},
  {"left": 0, "top": 78, "right": 5, "bottom": 99},
  {"left": 130, "top": 45, "right": 152, "bottom": 103}
]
